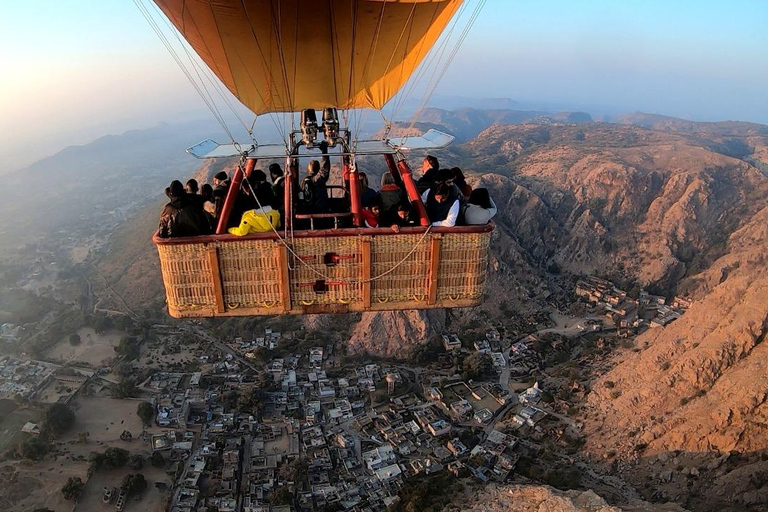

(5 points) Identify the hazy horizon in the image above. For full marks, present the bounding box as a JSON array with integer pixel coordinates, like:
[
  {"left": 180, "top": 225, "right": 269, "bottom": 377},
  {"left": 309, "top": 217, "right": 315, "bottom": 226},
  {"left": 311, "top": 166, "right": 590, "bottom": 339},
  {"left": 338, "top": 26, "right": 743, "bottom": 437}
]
[{"left": 2, "top": 0, "right": 767, "bottom": 172}]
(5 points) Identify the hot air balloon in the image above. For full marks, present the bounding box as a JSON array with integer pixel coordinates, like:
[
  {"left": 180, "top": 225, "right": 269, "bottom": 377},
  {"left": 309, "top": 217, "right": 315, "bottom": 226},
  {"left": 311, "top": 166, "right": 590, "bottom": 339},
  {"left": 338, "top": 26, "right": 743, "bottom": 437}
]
[{"left": 149, "top": 0, "right": 493, "bottom": 317}]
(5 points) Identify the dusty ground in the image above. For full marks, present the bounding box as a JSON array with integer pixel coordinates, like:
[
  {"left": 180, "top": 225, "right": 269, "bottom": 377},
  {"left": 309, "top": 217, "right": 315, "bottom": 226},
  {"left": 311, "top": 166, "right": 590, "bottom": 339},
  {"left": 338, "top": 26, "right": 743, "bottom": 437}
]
[
  {"left": 0, "top": 456, "right": 88, "bottom": 512},
  {"left": 0, "top": 396, "right": 171, "bottom": 511},
  {"left": 45, "top": 327, "right": 125, "bottom": 367},
  {"left": 65, "top": 397, "right": 149, "bottom": 451},
  {"left": 0, "top": 403, "right": 38, "bottom": 450},
  {"left": 74, "top": 466, "right": 171, "bottom": 512}
]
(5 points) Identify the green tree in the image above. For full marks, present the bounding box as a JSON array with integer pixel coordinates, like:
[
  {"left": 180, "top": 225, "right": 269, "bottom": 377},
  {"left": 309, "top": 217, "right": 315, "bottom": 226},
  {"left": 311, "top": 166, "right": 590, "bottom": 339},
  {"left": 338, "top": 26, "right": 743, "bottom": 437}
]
[
  {"left": 19, "top": 436, "right": 50, "bottom": 460},
  {"left": 150, "top": 451, "right": 165, "bottom": 468},
  {"left": 114, "top": 336, "right": 140, "bottom": 360},
  {"left": 43, "top": 403, "right": 76, "bottom": 436},
  {"left": 121, "top": 473, "right": 147, "bottom": 495},
  {"left": 136, "top": 401, "right": 154, "bottom": 427},
  {"left": 93, "top": 315, "right": 113, "bottom": 334},
  {"left": 461, "top": 352, "right": 495, "bottom": 381},
  {"left": 114, "top": 377, "right": 137, "bottom": 398},
  {"left": 270, "top": 486, "right": 293, "bottom": 505},
  {"left": 128, "top": 454, "right": 144, "bottom": 470},
  {"left": 68, "top": 333, "right": 81, "bottom": 346},
  {"left": 61, "top": 476, "right": 85, "bottom": 500},
  {"left": 104, "top": 447, "right": 130, "bottom": 468}
]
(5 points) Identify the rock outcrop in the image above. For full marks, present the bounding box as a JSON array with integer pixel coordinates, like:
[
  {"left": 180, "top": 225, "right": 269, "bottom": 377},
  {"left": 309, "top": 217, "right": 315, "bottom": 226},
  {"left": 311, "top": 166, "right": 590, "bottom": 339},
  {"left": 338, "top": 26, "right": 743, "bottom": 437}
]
[{"left": 445, "top": 484, "right": 687, "bottom": 512}]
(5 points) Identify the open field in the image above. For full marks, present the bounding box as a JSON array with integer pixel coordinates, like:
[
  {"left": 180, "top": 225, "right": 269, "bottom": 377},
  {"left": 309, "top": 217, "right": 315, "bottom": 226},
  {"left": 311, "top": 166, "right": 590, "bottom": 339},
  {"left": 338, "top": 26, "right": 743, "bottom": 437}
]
[
  {"left": 45, "top": 327, "right": 124, "bottom": 367},
  {"left": 74, "top": 466, "right": 171, "bottom": 512},
  {"left": 0, "top": 457, "right": 88, "bottom": 512},
  {"left": 64, "top": 397, "right": 149, "bottom": 452},
  {"left": 0, "top": 403, "right": 38, "bottom": 450}
]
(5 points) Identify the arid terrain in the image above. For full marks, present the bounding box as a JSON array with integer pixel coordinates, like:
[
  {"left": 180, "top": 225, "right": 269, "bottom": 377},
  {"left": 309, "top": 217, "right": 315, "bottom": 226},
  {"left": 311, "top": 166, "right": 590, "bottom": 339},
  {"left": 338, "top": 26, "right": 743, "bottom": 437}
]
[{"left": 1, "top": 109, "right": 768, "bottom": 510}]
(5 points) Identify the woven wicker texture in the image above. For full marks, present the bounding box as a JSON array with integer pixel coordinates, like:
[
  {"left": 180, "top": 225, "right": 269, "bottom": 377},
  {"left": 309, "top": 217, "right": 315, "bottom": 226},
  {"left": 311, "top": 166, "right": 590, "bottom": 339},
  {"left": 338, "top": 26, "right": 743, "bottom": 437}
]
[
  {"left": 289, "top": 236, "right": 364, "bottom": 306},
  {"left": 218, "top": 240, "right": 283, "bottom": 310},
  {"left": 370, "top": 233, "right": 431, "bottom": 304},
  {"left": 156, "top": 242, "right": 217, "bottom": 313},
  {"left": 155, "top": 228, "right": 491, "bottom": 317},
  {"left": 436, "top": 231, "right": 491, "bottom": 303}
]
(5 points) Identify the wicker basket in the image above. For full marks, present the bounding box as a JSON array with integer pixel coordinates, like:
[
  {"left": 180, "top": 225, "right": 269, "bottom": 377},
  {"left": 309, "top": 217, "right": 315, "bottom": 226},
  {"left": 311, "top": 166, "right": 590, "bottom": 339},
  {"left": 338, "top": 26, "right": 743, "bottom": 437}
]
[{"left": 154, "top": 223, "right": 492, "bottom": 317}]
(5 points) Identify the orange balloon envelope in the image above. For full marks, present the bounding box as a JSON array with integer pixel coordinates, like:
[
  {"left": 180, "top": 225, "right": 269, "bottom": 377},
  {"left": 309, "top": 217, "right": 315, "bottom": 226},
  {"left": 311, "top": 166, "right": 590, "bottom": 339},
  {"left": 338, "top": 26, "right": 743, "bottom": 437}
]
[{"left": 153, "top": 0, "right": 464, "bottom": 114}]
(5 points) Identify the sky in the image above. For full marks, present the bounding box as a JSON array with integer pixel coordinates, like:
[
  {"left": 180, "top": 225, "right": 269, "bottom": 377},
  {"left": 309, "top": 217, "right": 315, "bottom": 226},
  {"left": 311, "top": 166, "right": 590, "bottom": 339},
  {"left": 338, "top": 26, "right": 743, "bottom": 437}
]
[{"left": 1, "top": 0, "right": 767, "bottom": 171}]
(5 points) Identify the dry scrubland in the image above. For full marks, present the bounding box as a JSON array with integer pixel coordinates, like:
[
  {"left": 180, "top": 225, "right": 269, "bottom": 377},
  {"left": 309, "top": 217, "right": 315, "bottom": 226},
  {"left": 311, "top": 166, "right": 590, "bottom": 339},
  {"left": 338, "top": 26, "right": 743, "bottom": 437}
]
[{"left": 0, "top": 397, "right": 172, "bottom": 511}]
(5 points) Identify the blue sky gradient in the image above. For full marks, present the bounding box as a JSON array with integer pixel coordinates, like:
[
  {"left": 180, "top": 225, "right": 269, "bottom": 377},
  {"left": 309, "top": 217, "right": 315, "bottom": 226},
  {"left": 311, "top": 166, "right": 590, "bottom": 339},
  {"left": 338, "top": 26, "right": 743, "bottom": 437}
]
[{"left": 1, "top": 1, "right": 767, "bottom": 170}]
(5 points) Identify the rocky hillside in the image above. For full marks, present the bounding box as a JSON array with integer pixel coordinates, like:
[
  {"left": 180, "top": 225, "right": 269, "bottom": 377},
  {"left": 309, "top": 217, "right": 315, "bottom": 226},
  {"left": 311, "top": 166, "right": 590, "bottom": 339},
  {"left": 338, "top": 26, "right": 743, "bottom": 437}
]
[
  {"left": 579, "top": 201, "right": 768, "bottom": 510},
  {"left": 445, "top": 484, "right": 687, "bottom": 512},
  {"left": 91, "top": 113, "right": 768, "bottom": 362},
  {"left": 459, "top": 123, "right": 768, "bottom": 292}
]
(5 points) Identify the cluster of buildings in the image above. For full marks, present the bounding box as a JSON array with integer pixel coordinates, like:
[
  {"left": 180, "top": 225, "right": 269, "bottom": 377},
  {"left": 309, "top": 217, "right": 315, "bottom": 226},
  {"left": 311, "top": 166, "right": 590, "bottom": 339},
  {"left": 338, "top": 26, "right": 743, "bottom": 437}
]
[
  {"left": 230, "top": 329, "right": 283, "bottom": 358},
  {"left": 154, "top": 326, "right": 566, "bottom": 512},
  {"left": 0, "top": 356, "right": 56, "bottom": 399},
  {"left": 575, "top": 276, "right": 689, "bottom": 334}
]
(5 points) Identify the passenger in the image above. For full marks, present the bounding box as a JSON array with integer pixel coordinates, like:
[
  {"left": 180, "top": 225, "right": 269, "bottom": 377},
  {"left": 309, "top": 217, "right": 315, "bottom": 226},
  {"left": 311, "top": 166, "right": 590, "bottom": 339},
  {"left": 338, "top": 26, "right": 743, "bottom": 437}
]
[
  {"left": 212, "top": 171, "right": 230, "bottom": 219},
  {"left": 461, "top": 188, "right": 497, "bottom": 225},
  {"left": 421, "top": 182, "right": 460, "bottom": 227},
  {"left": 416, "top": 154, "right": 439, "bottom": 193},
  {"left": 382, "top": 201, "right": 417, "bottom": 233},
  {"left": 358, "top": 172, "right": 378, "bottom": 208},
  {"left": 185, "top": 178, "right": 199, "bottom": 196},
  {"left": 269, "top": 163, "right": 285, "bottom": 210},
  {"left": 158, "top": 180, "right": 210, "bottom": 238},
  {"left": 200, "top": 183, "right": 216, "bottom": 229},
  {"left": 301, "top": 141, "right": 330, "bottom": 212},
  {"left": 437, "top": 168, "right": 466, "bottom": 203},
  {"left": 185, "top": 178, "right": 206, "bottom": 211},
  {"left": 249, "top": 169, "right": 277, "bottom": 208},
  {"left": 228, "top": 181, "right": 281, "bottom": 236},
  {"left": 362, "top": 196, "right": 383, "bottom": 228},
  {"left": 362, "top": 197, "right": 402, "bottom": 232},
  {"left": 451, "top": 167, "right": 472, "bottom": 197},
  {"left": 379, "top": 172, "right": 404, "bottom": 214}
]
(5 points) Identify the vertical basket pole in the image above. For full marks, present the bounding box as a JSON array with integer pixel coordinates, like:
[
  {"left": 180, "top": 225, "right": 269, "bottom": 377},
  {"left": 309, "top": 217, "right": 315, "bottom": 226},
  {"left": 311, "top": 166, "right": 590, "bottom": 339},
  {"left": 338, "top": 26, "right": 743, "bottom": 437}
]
[
  {"left": 207, "top": 246, "right": 226, "bottom": 314},
  {"left": 361, "top": 238, "right": 372, "bottom": 310},
  {"left": 427, "top": 235, "right": 442, "bottom": 305},
  {"left": 276, "top": 244, "right": 292, "bottom": 313}
]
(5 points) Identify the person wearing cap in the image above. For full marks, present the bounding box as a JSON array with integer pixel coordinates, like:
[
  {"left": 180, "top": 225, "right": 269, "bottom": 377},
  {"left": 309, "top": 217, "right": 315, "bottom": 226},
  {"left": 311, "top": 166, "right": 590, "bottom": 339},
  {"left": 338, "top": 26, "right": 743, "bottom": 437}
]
[{"left": 158, "top": 180, "right": 210, "bottom": 238}]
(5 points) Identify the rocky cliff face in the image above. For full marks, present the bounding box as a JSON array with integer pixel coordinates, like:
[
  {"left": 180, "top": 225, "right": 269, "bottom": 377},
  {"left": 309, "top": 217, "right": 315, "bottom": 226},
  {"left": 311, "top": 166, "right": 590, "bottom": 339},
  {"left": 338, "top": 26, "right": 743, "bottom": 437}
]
[
  {"left": 445, "top": 484, "right": 687, "bottom": 512},
  {"left": 580, "top": 203, "right": 768, "bottom": 509},
  {"left": 462, "top": 123, "right": 768, "bottom": 291}
]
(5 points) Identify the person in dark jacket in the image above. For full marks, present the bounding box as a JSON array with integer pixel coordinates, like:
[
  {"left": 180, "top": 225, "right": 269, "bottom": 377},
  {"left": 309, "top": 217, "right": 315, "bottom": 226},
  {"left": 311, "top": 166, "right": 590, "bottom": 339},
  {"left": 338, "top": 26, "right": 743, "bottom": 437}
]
[
  {"left": 185, "top": 178, "right": 206, "bottom": 212},
  {"left": 416, "top": 154, "right": 439, "bottom": 193},
  {"left": 436, "top": 168, "right": 466, "bottom": 204},
  {"left": 382, "top": 201, "right": 417, "bottom": 232},
  {"left": 379, "top": 172, "right": 404, "bottom": 214},
  {"left": 269, "top": 163, "right": 285, "bottom": 211},
  {"left": 158, "top": 180, "right": 210, "bottom": 238},
  {"left": 212, "top": 171, "right": 230, "bottom": 220},
  {"left": 301, "top": 141, "right": 330, "bottom": 213},
  {"left": 451, "top": 167, "right": 472, "bottom": 197},
  {"left": 421, "top": 182, "right": 460, "bottom": 227},
  {"left": 358, "top": 172, "right": 378, "bottom": 208}
]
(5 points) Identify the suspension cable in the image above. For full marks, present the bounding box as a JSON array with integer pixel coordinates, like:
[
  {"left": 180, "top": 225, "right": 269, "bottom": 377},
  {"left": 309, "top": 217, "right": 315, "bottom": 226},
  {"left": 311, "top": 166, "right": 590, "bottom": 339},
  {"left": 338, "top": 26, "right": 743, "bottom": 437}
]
[{"left": 134, "top": 0, "right": 236, "bottom": 143}]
